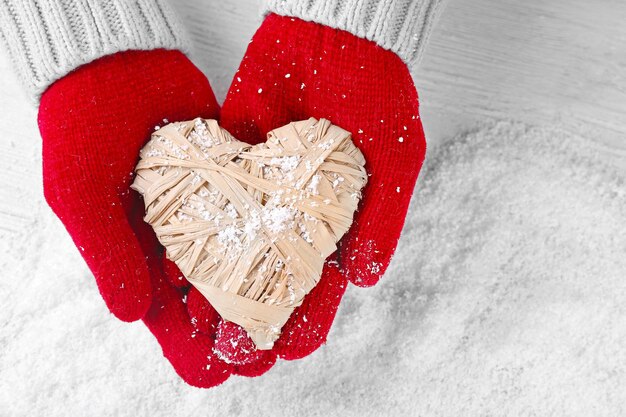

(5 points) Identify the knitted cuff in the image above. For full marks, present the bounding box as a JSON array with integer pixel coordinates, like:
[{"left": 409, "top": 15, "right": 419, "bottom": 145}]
[
  {"left": 264, "top": 0, "right": 445, "bottom": 67},
  {"left": 0, "top": 0, "right": 189, "bottom": 102}
]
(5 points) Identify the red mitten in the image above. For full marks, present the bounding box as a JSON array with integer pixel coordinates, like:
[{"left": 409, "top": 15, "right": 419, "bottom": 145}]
[
  {"left": 1, "top": 0, "right": 277, "bottom": 386},
  {"left": 188, "top": 5, "right": 440, "bottom": 365},
  {"left": 38, "top": 49, "right": 233, "bottom": 387}
]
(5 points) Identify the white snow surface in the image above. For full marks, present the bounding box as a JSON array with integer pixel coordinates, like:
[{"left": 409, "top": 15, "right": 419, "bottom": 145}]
[{"left": 1, "top": 121, "right": 625, "bottom": 416}]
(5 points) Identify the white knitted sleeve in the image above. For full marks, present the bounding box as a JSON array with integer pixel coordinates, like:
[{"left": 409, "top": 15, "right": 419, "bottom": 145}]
[
  {"left": 264, "top": 0, "right": 445, "bottom": 67},
  {"left": 0, "top": 0, "right": 189, "bottom": 102}
]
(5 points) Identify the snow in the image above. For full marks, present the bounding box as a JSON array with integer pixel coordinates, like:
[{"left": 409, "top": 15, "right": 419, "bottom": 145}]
[
  {"left": 269, "top": 155, "right": 299, "bottom": 172},
  {"left": 1, "top": 121, "right": 625, "bottom": 416},
  {"left": 260, "top": 206, "right": 297, "bottom": 234}
]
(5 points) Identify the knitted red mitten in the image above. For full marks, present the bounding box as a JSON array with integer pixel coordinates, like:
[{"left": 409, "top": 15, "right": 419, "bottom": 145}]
[
  {"left": 39, "top": 49, "right": 233, "bottom": 388},
  {"left": 0, "top": 0, "right": 280, "bottom": 386},
  {"left": 187, "top": 9, "right": 437, "bottom": 364}
]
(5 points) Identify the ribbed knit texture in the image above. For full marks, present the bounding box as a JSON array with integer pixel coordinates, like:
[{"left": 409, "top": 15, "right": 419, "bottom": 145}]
[
  {"left": 264, "top": 0, "right": 445, "bottom": 66},
  {"left": 0, "top": 0, "right": 188, "bottom": 102}
]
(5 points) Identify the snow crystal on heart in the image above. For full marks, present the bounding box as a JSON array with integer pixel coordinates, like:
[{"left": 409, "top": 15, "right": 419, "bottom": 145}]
[
  {"left": 261, "top": 205, "right": 297, "bottom": 234},
  {"left": 269, "top": 155, "right": 300, "bottom": 171}
]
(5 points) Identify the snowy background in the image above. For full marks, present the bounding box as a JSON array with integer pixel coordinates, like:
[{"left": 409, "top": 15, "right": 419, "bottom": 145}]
[{"left": 1, "top": 0, "right": 625, "bottom": 416}]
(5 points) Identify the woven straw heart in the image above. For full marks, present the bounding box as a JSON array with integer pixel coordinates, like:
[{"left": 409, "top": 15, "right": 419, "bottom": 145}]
[{"left": 132, "top": 118, "right": 367, "bottom": 349}]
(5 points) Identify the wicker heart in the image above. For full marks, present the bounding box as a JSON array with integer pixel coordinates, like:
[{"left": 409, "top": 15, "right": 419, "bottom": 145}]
[{"left": 132, "top": 118, "right": 367, "bottom": 349}]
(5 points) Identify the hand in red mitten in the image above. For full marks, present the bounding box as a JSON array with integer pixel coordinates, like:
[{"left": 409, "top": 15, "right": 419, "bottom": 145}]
[
  {"left": 186, "top": 0, "right": 444, "bottom": 366},
  {"left": 0, "top": 1, "right": 243, "bottom": 388},
  {"left": 39, "top": 49, "right": 238, "bottom": 387}
]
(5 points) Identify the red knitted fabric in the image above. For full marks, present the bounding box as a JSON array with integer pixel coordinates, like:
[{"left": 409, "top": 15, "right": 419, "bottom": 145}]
[
  {"left": 38, "top": 13, "right": 427, "bottom": 383},
  {"left": 187, "top": 14, "right": 426, "bottom": 365},
  {"left": 38, "top": 49, "right": 235, "bottom": 387}
]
